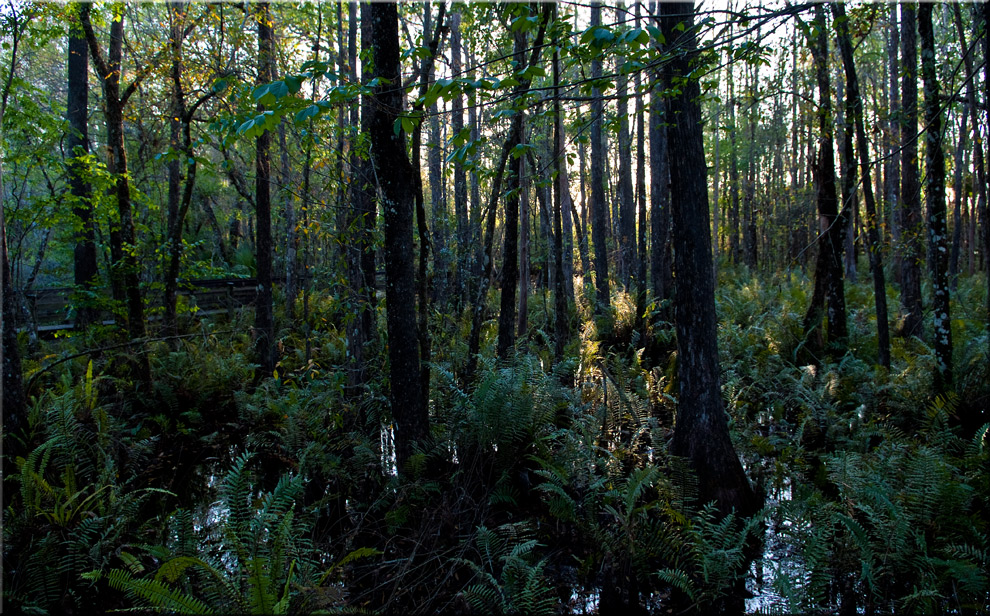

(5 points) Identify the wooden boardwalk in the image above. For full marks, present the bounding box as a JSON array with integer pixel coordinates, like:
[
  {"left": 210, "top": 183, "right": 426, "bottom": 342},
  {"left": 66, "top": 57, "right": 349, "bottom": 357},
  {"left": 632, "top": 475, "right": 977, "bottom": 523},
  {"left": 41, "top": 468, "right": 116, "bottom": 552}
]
[{"left": 20, "top": 278, "right": 263, "bottom": 337}]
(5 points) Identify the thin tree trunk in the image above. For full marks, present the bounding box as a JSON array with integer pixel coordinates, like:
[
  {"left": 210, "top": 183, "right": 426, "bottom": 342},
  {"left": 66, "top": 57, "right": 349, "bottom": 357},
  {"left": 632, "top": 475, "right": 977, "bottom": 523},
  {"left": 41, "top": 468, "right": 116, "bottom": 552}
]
[
  {"left": 496, "top": 25, "right": 528, "bottom": 360},
  {"left": 253, "top": 1, "right": 276, "bottom": 378},
  {"left": 887, "top": 8, "right": 902, "bottom": 284},
  {"left": 834, "top": 2, "right": 891, "bottom": 368},
  {"left": 899, "top": 2, "right": 924, "bottom": 339},
  {"left": 451, "top": 10, "right": 468, "bottom": 307},
  {"left": 517, "top": 164, "right": 530, "bottom": 340},
  {"left": 920, "top": 3, "right": 951, "bottom": 393},
  {"left": 803, "top": 4, "right": 847, "bottom": 355},
  {"left": 616, "top": 2, "right": 635, "bottom": 291},
  {"left": 590, "top": 1, "right": 611, "bottom": 316},
  {"left": 552, "top": 24, "right": 570, "bottom": 359},
  {"left": 727, "top": 57, "right": 741, "bottom": 264}
]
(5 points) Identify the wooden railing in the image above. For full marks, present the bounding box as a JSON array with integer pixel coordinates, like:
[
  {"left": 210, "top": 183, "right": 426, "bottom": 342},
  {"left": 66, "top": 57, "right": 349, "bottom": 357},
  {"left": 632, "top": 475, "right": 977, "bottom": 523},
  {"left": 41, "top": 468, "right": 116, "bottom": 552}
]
[{"left": 19, "top": 278, "right": 264, "bottom": 336}]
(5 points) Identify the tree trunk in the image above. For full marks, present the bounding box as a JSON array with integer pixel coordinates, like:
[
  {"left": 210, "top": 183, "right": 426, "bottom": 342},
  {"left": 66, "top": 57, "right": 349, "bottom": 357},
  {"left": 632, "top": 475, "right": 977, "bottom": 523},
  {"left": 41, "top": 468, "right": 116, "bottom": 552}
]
[
  {"left": 517, "top": 164, "right": 530, "bottom": 340},
  {"left": 552, "top": 30, "right": 570, "bottom": 359},
  {"left": 833, "top": 2, "right": 891, "bottom": 368},
  {"left": 920, "top": 3, "right": 951, "bottom": 393},
  {"left": 496, "top": 27, "right": 526, "bottom": 360},
  {"left": 661, "top": 0, "right": 757, "bottom": 521},
  {"left": 616, "top": 2, "right": 635, "bottom": 291},
  {"left": 80, "top": 3, "right": 149, "bottom": 385},
  {"left": 451, "top": 10, "right": 468, "bottom": 307},
  {"left": 254, "top": 1, "right": 276, "bottom": 378},
  {"left": 635, "top": 1, "right": 648, "bottom": 322},
  {"left": 649, "top": 74, "right": 672, "bottom": 318},
  {"left": 887, "top": 8, "right": 902, "bottom": 284},
  {"left": 369, "top": 2, "right": 427, "bottom": 471},
  {"left": 803, "top": 4, "right": 847, "bottom": 356},
  {"left": 836, "top": 71, "right": 858, "bottom": 284},
  {"left": 590, "top": 1, "right": 611, "bottom": 317},
  {"left": 67, "top": 8, "right": 98, "bottom": 328},
  {"left": 899, "top": 2, "right": 924, "bottom": 339},
  {"left": 727, "top": 58, "right": 741, "bottom": 264}
]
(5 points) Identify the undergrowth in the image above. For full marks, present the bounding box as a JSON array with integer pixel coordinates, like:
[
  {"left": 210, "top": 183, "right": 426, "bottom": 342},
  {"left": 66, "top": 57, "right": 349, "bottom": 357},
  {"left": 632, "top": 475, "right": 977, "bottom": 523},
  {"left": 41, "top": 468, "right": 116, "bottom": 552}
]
[{"left": 4, "top": 269, "right": 989, "bottom": 614}]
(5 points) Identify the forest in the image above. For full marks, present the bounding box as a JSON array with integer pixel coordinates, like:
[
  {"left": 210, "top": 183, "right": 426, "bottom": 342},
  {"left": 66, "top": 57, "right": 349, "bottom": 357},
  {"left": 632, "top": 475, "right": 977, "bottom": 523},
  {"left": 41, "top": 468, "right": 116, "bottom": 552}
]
[{"left": 1, "top": 0, "right": 989, "bottom": 613}]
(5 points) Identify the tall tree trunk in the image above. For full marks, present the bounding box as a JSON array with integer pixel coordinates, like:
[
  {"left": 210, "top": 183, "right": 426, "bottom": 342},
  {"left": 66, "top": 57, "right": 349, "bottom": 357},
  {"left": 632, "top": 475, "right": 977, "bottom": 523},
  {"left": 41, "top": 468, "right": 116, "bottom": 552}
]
[
  {"left": 451, "top": 10, "right": 469, "bottom": 307},
  {"left": 80, "top": 3, "right": 150, "bottom": 386},
  {"left": 517, "top": 164, "right": 530, "bottom": 340},
  {"left": 727, "top": 58, "right": 741, "bottom": 264},
  {"left": 649, "top": 86, "right": 672, "bottom": 318},
  {"left": 409, "top": 2, "right": 446, "bottom": 410},
  {"left": 590, "top": 1, "right": 611, "bottom": 316},
  {"left": 803, "top": 4, "right": 847, "bottom": 355},
  {"left": 67, "top": 8, "right": 98, "bottom": 328},
  {"left": 369, "top": 2, "right": 427, "bottom": 471},
  {"left": 1, "top": 16, "right": 26, "bottom": 446},
  {"left": 254, "top": 1, "right": 276, "bottom": 378},
  {"left": 552, "top": 28, "right": 570, "bottom": 359},
  {"left": 635, "top": 2, "right": 648, "bottom": 321},
  {"left": 836, "top": 71, "right": 858, "bottom": 284},
  {"left": 981, "top": 2, "right": 990, "bottom": 348},
  {"left": 661, "top": 0, "right": 757, "bottom": 521},
  {"left": 81, "top": 3, "right": 147, "bottom": 347},
  {"left": 833, "top": 2, "right": 891, "bottom": 368},
  {"left": 496, "top": 25, "right": 527, "bottom": 360},
  {"left": 743, "top": 58, "right": 758, "bottom": 270},
  {"left": 899, "top": 2, "right": 924, "bottom": 339},
  {"left": 616, "top": 2, "right": 635, "bottom": 291},
  {"left": 920, "top": 3, "right": 951, "bottom": 393},
  {"left": 887, "top": 8, "right": 902, "bottom": 284},
  {"left": 950, "top": 109, "right": 966, "bottom": 289}
]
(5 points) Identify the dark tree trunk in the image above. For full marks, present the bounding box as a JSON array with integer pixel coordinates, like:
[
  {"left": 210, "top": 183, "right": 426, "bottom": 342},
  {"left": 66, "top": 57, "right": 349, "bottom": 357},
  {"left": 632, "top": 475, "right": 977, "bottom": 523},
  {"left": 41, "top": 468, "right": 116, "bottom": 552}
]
[
  {"left": 950, "top": 108, "right": 966, "bottom": 289},
  {"left": 833, "top": 2, "right": 891, "bottom": 368},
  {"left": 1, "top": 173, "right": 25, "bottom": 445},
  {"left": 552, "top": 31, "right": 570, "bottom": 359},
  {"left": 982, "top": 2, "right": 990, "bottom": 350},
  {"left": 899, "top": 2, "right": 924, "bottom": 339},
  {"left": 80, "top": 3, "right": 149, "bottom": 385},
  {"left": 496, "top": 26, "right": 527, "bottom": 359},
  {"left": 590, "top": 1, "right": 611, "bottom": 316},
  {"left": 661, "top": 1, "right": 757, "bottom": 520},
  {"left": 358, "top": 2, "right": 377, "bottom": 367},
  {"left": 254, "top": 1, "right": 276, "bottom": 378},
  {"left": 369, "top": 2, "right": 427, "bottom": 471},
  {"left": 635, "top": 1, "right": 648, "bottom": 325},
  {"left": 451, "top": 10, "right": 468, "bottom": 307},
  {"left": 887, "top": 8, "right": 902, "bottom": 284},
  {"left": 2, "top": 15, "right": 26, "bottom": 449},
  {"left": 836, "top": 73, "right": 858, "bottom": 284},
  {"left": 67, "top": 10, "right": 98, "bottom": 328},
  {"left": 919, "top": 3, "right": 951, "bottom": 393},
  {"left": 409, "top": 2, "right": 447, "bottom": 411},
  {"left": 616, "top": 2, "right": 635, "bottom": 291},
  {"left": 803, "top": 4, "right": 847, "bottom": 355},
  {"left": 727, "top": 62, "right": 741, "bottom": 264},
  {"left": 465, "top": 5, "right": 550, "bottom": 380},
  {"left": 81, "top": 3, "right": 147, "bottom": 347},
  {"left": 649, "top": 81, "right": 672, "bottom": 318},
  {"left": 343, "top": 2, "right": 367, "bottom": 393},
  {"left": 517, "top": 164, "right": 530, "bottom": 340}
]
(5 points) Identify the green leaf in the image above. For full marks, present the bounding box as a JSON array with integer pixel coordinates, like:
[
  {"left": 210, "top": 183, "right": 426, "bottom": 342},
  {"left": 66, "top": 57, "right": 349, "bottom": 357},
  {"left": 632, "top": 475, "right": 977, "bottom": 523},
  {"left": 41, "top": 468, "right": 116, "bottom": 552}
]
[
  {"left": 284, "top": 75, "right": 303, "bottom": 94},
  {"left": 294, "top": 104, "right": 322, "bottom": 124},
  {"left": 400, "top": 116, "right": 417, "bottom": 134},
  {"left": 212, "top": 78, "right": 228, "bottom": 94}
]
